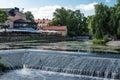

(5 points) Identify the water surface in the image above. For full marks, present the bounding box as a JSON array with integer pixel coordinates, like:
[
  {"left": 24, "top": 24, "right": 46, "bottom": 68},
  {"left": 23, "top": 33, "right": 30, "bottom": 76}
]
[{"left": 0, "top": 69, "right": 113, "bottom": 80}]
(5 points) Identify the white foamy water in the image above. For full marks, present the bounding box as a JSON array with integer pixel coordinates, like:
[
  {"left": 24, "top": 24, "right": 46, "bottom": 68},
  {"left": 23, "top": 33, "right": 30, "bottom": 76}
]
[{"left": 0, "top": 68, "right": 114, "bottom": 80}]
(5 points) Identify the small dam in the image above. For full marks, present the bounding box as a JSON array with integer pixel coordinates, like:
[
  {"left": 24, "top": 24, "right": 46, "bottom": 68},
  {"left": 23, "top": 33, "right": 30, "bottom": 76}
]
[{"left": 0, "top": 49, "right": 120, "bottom": 80}]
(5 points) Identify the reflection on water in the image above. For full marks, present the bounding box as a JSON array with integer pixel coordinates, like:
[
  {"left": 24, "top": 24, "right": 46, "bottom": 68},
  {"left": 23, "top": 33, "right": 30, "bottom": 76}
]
[{"left": 0, "top": 69, "right": 113, "bottom": 80}]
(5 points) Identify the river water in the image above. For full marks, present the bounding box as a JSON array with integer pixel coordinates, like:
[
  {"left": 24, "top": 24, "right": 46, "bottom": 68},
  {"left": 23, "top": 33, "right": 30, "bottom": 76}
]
[{"left": 0, "top": 68, "right": 113, "bottom": 80}]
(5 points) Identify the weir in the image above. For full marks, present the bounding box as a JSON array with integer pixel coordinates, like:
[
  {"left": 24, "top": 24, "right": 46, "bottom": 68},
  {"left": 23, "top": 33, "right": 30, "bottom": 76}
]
[{"left": 0, "top": 49, "right": 120, "bottom": 79}]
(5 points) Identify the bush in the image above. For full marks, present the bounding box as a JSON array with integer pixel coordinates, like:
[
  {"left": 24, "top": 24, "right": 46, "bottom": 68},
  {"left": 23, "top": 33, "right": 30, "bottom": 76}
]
[
  {"left": 0, "top": 56, "right": 6, "bottom": 71},
  {"left": 0, "top": 62, "right": 6, "bottom": 68},
  {"left": 103, "top": 35, "right": 109, "bottom": 42},
  {"left": 93, "top": 39, "right": 106, "bottom": 45}
]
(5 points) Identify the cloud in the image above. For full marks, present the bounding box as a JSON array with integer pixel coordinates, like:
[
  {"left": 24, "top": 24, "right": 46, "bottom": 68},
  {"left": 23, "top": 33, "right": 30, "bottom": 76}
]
[
  {"left": 106, "top": 0, "right": 111, "bottom": 3},
  {"left": 0, "top": 0, "right": 23, "bottom": 8},
  {"left": 25, "top": 5, "right": 61, "bottom": 19},
  {"left": 75, "top": 2, "right": 98, "bottom": 11},
  {"left": 25, "top": 2, "right": 97, "bottom": 19}
]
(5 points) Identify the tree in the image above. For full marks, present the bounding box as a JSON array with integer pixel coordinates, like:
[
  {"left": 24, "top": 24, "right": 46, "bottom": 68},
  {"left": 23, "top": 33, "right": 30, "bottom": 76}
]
[
  {"left": 86, "top": 15, "right": 94, "bottom": 35},
  {"left": 87, "top": 1, "right": 120, "bottom": 40},
  {"left": 53, "top": 7, "right": 69, "bottom": 26},
  {"left": 67, "top": 10, "right": 87, "bottom": 36},
  {"left": 50, "top": 7, "right": 88, "bottom": 36},
  {"left": 108, "top": 0, "right": 120, "bottom": 39},
  {"left": 25, "top": 11, "right": 34, "bottom": 22},
  {"left": 91, "top": 3, "right": 110, "bottom": 39},
  {"left": 0, "top": 9, "right": 8, "bottom": 25},
  {"left": 117, "top": 0, "right": 120, "bottom": 5},
  {"left": 108, "top": 7, "right": 118, "bottom": 39},
  {"left": 81, "top": 17, "right": 88, "bottom": 35}
]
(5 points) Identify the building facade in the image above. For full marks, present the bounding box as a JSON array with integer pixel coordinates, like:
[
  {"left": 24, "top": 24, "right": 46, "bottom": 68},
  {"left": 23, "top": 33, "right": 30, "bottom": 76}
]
[
  {"left": 35, "top": 19, "right": 51, "bottom": 30},
  {"left": 42, "top": 26, "right": 67, "bottom": 36},
  {"left": 1, "top": 7, "right": 33, "bottom": 28},
  {"left": 35, "top": 19, "right": 67, "bottom": 36}
]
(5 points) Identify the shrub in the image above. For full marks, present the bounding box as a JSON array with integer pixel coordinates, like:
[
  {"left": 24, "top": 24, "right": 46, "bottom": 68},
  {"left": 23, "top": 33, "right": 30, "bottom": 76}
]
[
  {"left": 0, "top": 62, "right": 6, "bottom": 68},
  {"left": 0, "top": 56, "right": 6, "bottom": 71},
  {"left": 93, "top": 39, "right": 106, "bottom": 45},
  {"left": 103, "top": 35, "right": 109, "bottom": 42}
]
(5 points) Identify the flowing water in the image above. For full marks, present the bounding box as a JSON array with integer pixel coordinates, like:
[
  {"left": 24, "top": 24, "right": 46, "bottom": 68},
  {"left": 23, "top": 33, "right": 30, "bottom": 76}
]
[
  {"left": 0, "top": 67, "right": 113, "bottom": 80},
  {"left": 0, "top": 49, "right": 120, "bottom": 80}
]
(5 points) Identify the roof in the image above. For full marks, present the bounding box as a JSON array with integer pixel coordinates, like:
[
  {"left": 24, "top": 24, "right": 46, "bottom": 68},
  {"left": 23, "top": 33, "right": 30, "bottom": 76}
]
[
  {"left": 0, "top": 28, "right": 59, "bottom": 33},
  {"left": 38, "top": 30, "right": 58, "bottom": 33},
  {"left": 42, "top": 26, "right": 67, "bottom": 31},
  {"left": 35, "top": 19, "right": 51, "bottom": 24},
  {"left": 4, "top": 28, "right": 38, "bottom": 33}
]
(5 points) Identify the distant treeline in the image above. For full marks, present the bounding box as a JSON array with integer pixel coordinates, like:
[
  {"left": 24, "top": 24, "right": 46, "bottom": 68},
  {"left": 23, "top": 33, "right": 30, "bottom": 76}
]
[{"left": 49, "top": 0, "right": 120, "bottom": 40}]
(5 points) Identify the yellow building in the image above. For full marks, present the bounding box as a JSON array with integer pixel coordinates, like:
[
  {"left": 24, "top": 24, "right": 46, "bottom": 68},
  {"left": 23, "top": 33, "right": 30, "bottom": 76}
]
[{"left": 41, "top": 26, "right": 67, "bottom": 36}]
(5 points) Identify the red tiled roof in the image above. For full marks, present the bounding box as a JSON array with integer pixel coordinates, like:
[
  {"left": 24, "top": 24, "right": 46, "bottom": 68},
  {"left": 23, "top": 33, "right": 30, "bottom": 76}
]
[
  {"left": 42, "top": 26, "right": 67, "bottom": 31},
  {"left": 35, "top": 19, "right": 51, "bottom": 24}
]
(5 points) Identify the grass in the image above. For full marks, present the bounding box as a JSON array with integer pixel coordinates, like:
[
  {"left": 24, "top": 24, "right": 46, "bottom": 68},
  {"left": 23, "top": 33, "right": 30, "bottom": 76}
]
[{"left": 92, "top": 39, "right": 106, "bottom": 45}]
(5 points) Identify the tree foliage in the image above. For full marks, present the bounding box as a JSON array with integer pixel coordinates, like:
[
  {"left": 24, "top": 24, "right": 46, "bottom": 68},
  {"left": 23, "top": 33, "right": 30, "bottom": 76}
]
[
  {"left": 49, "top": 7, "right": 89, "bottom": 36},
  {"left": 90, "top": 3, "right": 110, "bottom": 39},
  {"left": 0, "top": 9, "right": 8, "bottom": 25},
  {"left": 88, "top": 1, "right": 120, "bottom": 40},
  {"left": 25, "top": 11, "right": 34, "bottom": 22},
  {"left": 50, "top": 1, "right": 120, "bottom": 39}
]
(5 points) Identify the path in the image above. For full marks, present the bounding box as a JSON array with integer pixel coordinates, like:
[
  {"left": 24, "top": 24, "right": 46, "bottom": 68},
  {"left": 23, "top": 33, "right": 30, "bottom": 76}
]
[{"left": 106, "top": 41, "right": 120, "bottom": 47}]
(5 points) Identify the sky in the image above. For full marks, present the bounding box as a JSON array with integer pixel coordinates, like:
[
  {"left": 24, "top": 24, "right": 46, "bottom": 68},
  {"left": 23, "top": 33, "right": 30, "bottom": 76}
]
[{"left": 0, "top": 0, "right": 116, "bottom": 19}]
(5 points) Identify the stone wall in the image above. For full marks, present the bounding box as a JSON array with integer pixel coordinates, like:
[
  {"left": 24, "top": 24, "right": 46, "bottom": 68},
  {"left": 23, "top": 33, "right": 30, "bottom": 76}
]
[{"left": 0, "top": 32, "right": 75, "bottom": 42}]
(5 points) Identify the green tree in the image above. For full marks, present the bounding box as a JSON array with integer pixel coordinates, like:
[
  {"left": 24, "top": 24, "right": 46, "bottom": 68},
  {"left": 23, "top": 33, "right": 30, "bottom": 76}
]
[
  {"left": 115, "top": 0, "right": 120, "bottom": 39},
  {"left": 109, "top": 7, "right": 117, "bottom": 39},
  {"left": 25, "top": 11, "right": 34, "bottom": 22},
  {"left": 117, "top": 26, "right": 120, "bottom": 39},
  {"left": 108, "top": 0, "right": 120, "bottom": 39},
  {"left": 86, "top": 15, "right": 94, "bottom": 35},
  {"left": 91, "top": 3, "right": 110, "bottom": 39},
  {"left": 117, "top": 0, "right": 120, "bottom": 5},
  {"left": 67, "top": 10, "right": 87, "bottom": 36},
  {"left": 81, "top": 17, "right": 88, "bottom": 35},
  {"left": 53, "top": 7, "right": 69, "bottom": 26},
  {"left": 88, "top": 1, "right": 120, "bottom": 40},
  {"left": 50, "top": 7, "right": 88, "bottom": 36},
  {"left": 0, "top": 9, "right": 8, "bottom": 25}
]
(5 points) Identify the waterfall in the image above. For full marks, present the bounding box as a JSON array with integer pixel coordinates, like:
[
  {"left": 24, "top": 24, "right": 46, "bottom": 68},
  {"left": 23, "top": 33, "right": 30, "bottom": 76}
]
[
  {"left": 0, "top": 49, "right": 120, "bottom": 79},
  {"left": 22, "top": 51, "right": 120, "bottom": 79},
  {"left": 0, "top": 49, "right": 25, "bottom": 70},
  {"left": 19, "top": 64, "right": 30, "bottom": 75}
]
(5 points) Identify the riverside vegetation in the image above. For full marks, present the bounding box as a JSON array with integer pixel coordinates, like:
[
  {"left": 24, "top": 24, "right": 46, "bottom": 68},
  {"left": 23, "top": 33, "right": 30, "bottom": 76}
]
[{"left": 0, "top": 56, "right": 6, "bottom": 71}]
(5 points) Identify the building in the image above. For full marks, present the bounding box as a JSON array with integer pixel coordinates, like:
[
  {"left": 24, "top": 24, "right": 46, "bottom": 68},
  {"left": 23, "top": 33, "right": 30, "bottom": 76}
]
[
  {"left": 41, "top": 26, "right": 67, "bottom": 36},
  {"left": 35, "top": 19, "right": 51, "bottom": 29},
  {"left": 0, "top": 7, "right": 67, "bottom": 36},
  {"left": 2, "top": 7, "right": 25, "bottom": 28},
  {"left": 35, "top": 19, "right": 67, "bottom": 36},
  {"left": 1, "top": 7, "right": 37, "bottom": 29},
  {"left": 0, "top": 7, "right": 37, "bottom": 34}
]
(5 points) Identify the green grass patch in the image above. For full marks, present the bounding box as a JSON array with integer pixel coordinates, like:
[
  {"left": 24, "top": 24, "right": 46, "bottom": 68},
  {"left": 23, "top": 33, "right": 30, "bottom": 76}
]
[{"left": 93, "top": 39, "right": 106, "bottom": 45}]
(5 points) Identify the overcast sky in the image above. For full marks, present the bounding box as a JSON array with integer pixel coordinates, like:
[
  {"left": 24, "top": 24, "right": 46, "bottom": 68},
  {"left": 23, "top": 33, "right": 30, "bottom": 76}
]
[{"left": 0, "top": 0, "right": 116, "bottom": 19}]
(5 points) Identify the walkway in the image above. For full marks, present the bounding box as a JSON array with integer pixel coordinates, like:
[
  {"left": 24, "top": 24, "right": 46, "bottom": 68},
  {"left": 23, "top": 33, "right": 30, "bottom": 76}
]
[{"left": 106, "top": 41, "right": 120, "bottom": 47}]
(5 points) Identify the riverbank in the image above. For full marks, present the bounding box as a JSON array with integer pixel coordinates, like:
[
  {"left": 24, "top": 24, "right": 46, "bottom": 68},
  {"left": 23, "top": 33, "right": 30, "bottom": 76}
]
[
  {"left": 106, "top": 41, "right": 120, "bottom": 47},
  {"left": 0, "top": 40, "right": 119, "bottom": 54}
]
